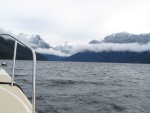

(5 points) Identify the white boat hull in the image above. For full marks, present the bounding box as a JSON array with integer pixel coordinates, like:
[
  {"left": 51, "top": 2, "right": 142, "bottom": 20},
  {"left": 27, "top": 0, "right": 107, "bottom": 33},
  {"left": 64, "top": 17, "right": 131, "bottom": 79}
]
[{"left": 0, "top": 68, "right": 32, "bottom": 113}]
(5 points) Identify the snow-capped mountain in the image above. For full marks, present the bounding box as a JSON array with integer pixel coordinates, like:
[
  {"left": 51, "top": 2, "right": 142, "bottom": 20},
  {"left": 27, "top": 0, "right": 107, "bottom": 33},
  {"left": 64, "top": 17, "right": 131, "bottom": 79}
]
[
  {"left": 18, "top": 33, "right": 51, "bottom": 49},
  {"left": 17, "top": 33, "right": 73, "bottom": 56},
  {"left": 89, "top": 32, "right": 150, "bottom": 44},
  {"left": 102, "top": 32, "right": 150, "bottom": 44},
  {"left": 54, "top": 42, "right": 73, "bottom": 54},
  {"left": 29, "top": 35, "right": 51, "bottom": 49},
  {"left": 89, "top": 40, "right": 100, "bottom": 44}
]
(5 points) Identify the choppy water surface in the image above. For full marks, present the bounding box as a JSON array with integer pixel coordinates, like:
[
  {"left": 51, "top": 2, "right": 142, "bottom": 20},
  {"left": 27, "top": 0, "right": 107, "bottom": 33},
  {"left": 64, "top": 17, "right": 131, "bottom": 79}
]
[{"left": 1, "top": 60, "right": 150, "bottom": 113}]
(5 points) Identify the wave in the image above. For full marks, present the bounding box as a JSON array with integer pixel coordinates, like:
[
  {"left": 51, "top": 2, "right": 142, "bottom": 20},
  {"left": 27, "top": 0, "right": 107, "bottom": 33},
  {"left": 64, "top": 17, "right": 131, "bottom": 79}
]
[{"left": 44, "top": 79, "right": 106, "bottom": 87}]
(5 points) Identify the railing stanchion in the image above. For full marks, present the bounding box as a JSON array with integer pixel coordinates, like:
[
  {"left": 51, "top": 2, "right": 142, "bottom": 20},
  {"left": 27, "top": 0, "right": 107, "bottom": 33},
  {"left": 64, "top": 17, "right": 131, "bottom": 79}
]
[
  {"left": 12, "top": 40, "right": 17, "bottom": 86},
  {"left": 32, "top": 49, "right": 36, "bottom": 113}
]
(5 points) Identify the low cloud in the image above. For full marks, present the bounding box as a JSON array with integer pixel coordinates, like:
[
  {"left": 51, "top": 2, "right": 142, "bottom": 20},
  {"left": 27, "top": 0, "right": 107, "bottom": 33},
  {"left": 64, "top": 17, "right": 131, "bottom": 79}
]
[
  {"left": 71, "top": 43, "right": 150, "bottom": 54},
  {"left": 35, "top": 48, "right": 69, "bottom": 57}
]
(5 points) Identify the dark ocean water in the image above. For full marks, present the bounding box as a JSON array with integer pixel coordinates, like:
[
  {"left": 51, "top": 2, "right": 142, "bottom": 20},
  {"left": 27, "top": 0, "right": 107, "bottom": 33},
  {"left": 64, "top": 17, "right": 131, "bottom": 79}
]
[{"left": 1, "top": 60, "right": 150, "bottom": 113}]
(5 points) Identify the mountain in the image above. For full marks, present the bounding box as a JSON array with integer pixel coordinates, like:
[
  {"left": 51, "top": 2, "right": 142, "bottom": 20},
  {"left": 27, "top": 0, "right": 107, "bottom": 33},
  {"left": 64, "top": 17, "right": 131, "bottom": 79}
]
[
  {"left": 41, "top": 54, "right": 64, "bottom": 61},
  {"left": 54, "top": 42, "right": 73, "bottom": 55},
  {"left": 89, "top": 40, "right": 100, "bottom": 44},
  {"left": 18, "top": 33, "right": 72, "bottom": 56},
  {"left": 0, "top": 33, "right": 71, "bottom": 60},
  {"left": 0, "top": 36, "right": 48, "bottom": 60},
  {"left": 89, "top": 32, "right": 150, "bottom": 44},
  {"left": 62, "top": 51, "right": 150, "bottom": 63},
  {"left": 1, "top": 31, "right": 150, "bottom": 63},
  {"left": 62, "top": 32, "right": 150, "bottom": 63},
  {"left": 34, "top": 31, "right": 150, "bottom": 63},
  {"left": 18, "top": 33, "right": 51, "bottom": 49}
]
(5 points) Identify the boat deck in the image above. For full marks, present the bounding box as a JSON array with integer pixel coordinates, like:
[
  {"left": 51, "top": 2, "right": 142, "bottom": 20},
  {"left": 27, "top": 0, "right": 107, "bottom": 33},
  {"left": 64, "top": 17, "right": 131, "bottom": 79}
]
[{"left": 0, "top": 68, "right": 32, "bottom": 113}]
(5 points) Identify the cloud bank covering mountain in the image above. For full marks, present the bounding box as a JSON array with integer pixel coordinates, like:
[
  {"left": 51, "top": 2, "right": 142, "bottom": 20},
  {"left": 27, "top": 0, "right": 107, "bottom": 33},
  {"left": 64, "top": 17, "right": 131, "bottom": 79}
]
[
  {"left": 1, "top": 28, "right": 150, "bottom": 58},
  {"left": 17, "top": 33, "right": 69, "bottom": 56},
  {"left": 71, "top": 32, "right": 150, "bottom": 54},
  {"left": 0, "top": 29, "right": 68, "bottom": 56}
]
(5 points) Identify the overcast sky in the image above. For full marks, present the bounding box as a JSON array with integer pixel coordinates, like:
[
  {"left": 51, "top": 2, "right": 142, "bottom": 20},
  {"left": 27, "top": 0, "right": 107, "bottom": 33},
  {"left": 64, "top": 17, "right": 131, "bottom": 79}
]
[{"left": 0, "top": 0, "right": 150, "bottom": 46}]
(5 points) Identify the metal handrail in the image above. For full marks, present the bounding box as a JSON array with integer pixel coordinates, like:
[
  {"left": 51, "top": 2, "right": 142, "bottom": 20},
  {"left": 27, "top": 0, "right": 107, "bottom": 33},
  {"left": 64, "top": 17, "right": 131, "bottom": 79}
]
[{"left": 0, "top": 34, "right": 36, "bottom": 113}]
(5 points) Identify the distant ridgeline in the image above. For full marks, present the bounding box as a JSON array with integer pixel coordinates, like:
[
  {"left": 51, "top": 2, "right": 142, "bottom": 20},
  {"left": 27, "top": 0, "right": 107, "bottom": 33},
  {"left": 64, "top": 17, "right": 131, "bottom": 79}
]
[
  {"left": 61, "top": 51, "right": 150, "bottom": 63},
  {"left": 41, "top": 50, "right": 150, "bottom": 64},
  {"left": 0, "top": 36, "right": 47, "bottom": 60}
]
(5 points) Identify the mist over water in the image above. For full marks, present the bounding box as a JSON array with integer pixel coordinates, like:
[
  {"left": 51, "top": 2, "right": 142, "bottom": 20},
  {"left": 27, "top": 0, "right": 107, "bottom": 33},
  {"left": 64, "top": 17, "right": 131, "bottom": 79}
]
[{"left": 1, "top": 60, "right": 150, "bottom": 113}]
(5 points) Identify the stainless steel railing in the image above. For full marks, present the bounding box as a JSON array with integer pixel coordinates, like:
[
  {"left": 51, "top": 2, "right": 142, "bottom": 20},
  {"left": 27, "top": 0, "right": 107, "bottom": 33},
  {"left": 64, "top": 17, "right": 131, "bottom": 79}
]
[{"left": 0, "top": 34, "right": 36, "bottom": 113}]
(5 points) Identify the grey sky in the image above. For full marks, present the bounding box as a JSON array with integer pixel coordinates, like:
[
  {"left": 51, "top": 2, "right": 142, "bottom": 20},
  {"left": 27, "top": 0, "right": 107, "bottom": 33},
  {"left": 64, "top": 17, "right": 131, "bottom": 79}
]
[{"left": 0, "top": 0, "right": 150, "bottom": 46}]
